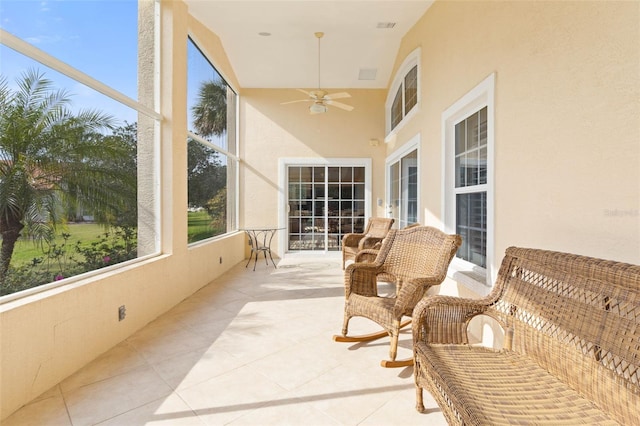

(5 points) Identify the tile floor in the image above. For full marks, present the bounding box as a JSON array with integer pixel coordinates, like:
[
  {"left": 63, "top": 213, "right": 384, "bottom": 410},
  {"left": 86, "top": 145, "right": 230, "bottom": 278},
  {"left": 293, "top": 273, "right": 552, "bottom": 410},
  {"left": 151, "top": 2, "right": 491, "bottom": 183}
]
[{"left": 3, "top": 255, "right": 446, "bottom": 425}]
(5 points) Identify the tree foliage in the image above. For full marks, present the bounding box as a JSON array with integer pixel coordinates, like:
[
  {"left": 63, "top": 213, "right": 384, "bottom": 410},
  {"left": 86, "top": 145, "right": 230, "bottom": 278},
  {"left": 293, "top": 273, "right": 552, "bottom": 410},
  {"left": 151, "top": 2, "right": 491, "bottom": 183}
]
[
  {"left": 188, "top": 79, "right": 229, "bottom": 210},
  {"left": 191, "top": 79, "right": 227, "bottom": 138},
  {"left": 187, "top": 139, "right": 226, "bottom": 209},
  {"left": 0, "top": 70, "right": 136, "bottom": 285}
]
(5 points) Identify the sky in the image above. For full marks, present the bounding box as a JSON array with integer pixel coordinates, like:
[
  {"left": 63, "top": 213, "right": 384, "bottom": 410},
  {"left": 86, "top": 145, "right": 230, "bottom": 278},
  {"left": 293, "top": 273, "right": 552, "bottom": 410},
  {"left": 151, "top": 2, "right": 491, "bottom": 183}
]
[
  {"left": 0, "top": 0, "right": 141, "bottom": 125},
  {"left": 1, "top": 0, "right": 230, "bottom": 147}
]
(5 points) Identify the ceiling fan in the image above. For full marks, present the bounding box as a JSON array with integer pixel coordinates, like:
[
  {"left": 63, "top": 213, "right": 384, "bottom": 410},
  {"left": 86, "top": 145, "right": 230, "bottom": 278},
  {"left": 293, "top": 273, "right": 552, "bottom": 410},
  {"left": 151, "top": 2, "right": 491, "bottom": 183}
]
[{"left": 281, "top": 32, "right": 354, "bottom": 115}]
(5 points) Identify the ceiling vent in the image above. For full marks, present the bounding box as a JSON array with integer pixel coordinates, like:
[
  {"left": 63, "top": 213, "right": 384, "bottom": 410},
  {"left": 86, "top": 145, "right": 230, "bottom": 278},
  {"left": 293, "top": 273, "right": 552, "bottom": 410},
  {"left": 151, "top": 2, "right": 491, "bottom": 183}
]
[
  {"left": 376, "top": 22, "right": 396, "bottom": 29},
  {"left": 358, "top": 68, "right": 378, "bottom": 81}
]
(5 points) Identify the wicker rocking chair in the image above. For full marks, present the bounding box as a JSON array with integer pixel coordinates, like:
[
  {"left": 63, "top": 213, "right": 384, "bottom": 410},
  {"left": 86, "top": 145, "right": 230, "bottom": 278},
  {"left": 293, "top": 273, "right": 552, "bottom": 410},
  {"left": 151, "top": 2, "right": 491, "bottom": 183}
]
[
  {"left": 341, "top": 217, "right": 394, "bottom": 269},
  {"left": 333, "top": 226, "right": 461, "bottom": 367}
]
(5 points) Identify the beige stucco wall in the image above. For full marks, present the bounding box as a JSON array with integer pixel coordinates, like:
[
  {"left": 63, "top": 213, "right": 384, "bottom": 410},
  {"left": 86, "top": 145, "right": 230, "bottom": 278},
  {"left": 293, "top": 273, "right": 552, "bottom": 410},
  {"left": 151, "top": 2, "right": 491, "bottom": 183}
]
[
  {"left": 240, "top": 88, "right": 389, "bottom": 255},
  {"left": 389, "top": 0, "right": 639, "bottom": 279},
  {"left": 386, "top": 0, "right": 639, "bottom": 343},
  {"left": 0, "top": 1, "right": 246, "bottom": 419}
]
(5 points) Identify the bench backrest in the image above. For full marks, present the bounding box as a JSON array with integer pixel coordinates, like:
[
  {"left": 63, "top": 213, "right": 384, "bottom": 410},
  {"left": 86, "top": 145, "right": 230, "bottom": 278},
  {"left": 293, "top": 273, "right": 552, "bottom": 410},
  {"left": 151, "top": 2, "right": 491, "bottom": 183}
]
[{"left": 489, "top": 247, "right": 640, "bottom": 424}]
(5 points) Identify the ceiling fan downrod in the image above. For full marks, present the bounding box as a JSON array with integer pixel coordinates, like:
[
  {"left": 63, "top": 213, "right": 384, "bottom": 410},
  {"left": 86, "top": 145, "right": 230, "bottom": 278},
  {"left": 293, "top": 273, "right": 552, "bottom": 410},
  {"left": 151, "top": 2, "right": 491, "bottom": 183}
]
[{"left": 315, "top": 32, "right": 324, "bottom": 91}]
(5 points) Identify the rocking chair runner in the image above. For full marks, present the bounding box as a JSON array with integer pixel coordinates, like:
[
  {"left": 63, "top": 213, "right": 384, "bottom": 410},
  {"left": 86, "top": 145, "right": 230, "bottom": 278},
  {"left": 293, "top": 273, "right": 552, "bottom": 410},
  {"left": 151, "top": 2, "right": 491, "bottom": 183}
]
[
  {"left": 341, "top": 217, "right": 394, "bottom": 269},
  {"left": 333, "top": 226, "right": 461, "bottom": 367}
]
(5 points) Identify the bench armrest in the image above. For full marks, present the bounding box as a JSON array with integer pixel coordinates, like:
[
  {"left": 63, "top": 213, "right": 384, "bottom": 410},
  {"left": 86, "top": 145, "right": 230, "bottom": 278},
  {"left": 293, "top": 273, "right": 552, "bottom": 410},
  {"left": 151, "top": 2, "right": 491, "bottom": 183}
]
[
  {"left": 412, "top": 295, "right": 493, "bottom": 345},
  {"left": 394, "top": 277, "right": 449, "bottom": 318}
]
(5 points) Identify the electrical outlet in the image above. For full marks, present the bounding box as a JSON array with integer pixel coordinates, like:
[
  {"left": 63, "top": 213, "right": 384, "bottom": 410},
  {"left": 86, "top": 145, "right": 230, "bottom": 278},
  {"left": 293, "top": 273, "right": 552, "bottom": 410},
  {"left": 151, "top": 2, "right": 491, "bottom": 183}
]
[{"left": 118, "top": 305, "right": 126, "bottom": 321}]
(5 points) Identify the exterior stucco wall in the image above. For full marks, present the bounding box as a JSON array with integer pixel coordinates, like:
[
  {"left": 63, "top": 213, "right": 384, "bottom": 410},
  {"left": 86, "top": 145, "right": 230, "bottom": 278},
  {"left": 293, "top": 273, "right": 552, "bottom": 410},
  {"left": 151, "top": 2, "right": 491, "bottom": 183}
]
[{"left": 389, "top": 0, "right": 639, "bottom": 280}]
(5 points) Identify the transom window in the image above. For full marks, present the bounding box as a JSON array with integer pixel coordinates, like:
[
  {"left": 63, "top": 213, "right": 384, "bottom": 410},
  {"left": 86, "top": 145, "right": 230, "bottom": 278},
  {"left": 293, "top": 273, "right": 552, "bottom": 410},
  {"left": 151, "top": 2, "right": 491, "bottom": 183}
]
[{"left": 386, "top": 48, "right": 421, "bottom": 136}]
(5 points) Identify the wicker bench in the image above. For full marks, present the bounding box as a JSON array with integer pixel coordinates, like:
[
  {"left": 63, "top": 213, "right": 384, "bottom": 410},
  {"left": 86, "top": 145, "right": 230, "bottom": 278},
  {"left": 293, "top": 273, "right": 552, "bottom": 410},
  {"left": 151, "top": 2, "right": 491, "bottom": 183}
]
[{"left": 413, "top": 247, "right": 640, "bottom": 425}]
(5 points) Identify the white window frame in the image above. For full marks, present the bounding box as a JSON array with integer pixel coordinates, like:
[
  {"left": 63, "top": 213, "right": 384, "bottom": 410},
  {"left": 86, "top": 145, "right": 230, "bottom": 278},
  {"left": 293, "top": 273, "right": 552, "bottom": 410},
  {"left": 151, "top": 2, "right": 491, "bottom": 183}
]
[
  {"left": 442, "top": 73, "right": 495, "bottom": 293},
  {"left": 278, "top": 158, "right": 372, "bottom": 258},
  {"left": 385, "top": 47, "right": 421, "bottom": 141},
  {"left": 385, "top": 134, "right": 421, "bottom": 228}
]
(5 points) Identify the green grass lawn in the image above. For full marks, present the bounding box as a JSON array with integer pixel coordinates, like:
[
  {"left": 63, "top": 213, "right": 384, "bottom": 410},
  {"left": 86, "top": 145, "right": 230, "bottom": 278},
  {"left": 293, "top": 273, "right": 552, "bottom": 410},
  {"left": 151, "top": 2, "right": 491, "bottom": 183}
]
[
  {"left": 11, "top": 212, "right": 219, "bottom": 266},
  {"left": 11, "top": 223, "right": 110, "bottom": 267},
  {"left": 2, "top": 213, "right": 222, "bottom": 295},
  {"left": 8, "top": 213, "right": 218, "bottom": 272},
  {"left": 188, "top": 210, "right": 219, "bottom": 243}
]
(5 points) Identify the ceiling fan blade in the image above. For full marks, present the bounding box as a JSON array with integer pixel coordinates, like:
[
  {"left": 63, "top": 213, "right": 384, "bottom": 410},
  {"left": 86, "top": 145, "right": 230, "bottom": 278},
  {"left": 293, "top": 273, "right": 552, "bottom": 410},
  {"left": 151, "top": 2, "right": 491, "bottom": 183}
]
[
  {"left": 296, "top": 88, "right": 313, "bottom": 97},
  {"left": 281, "top": 99, "right": 311, "bottom": 105},
  {"left": 326, "top": 100, "right": 354, "bottom": 111},
  {"left": 324, "top": 92, "right": 351, "bottom": 100}
]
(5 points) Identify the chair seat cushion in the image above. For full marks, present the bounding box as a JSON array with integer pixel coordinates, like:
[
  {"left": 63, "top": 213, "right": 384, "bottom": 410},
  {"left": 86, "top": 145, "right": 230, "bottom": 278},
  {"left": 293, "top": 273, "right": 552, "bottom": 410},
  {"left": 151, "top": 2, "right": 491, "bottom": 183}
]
[{"left": 414, "top": 343, "right": 618, "bottom": 425}]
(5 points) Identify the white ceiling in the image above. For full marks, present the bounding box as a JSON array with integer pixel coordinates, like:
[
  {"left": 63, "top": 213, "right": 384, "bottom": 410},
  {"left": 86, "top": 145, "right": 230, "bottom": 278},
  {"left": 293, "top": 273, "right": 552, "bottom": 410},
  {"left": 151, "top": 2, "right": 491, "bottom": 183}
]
[{"left": 184, "top": 0, "right": 434, "bottom": 90}]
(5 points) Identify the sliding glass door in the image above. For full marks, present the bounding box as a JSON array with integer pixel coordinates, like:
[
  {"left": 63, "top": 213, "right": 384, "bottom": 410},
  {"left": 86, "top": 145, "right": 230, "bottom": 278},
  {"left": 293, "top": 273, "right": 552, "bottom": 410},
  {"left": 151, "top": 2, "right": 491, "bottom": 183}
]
[{"left": 288, "top": 165, "right": 366, "bottom": 251}]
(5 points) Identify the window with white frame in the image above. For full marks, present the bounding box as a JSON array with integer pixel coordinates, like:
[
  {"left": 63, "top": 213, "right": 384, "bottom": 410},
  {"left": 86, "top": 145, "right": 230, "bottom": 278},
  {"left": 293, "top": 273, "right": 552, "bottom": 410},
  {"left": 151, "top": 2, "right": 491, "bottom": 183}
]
[
  {"left": 386, "top": 48, "right": 420, "bottom": 136},
  {"left": 443, "top": 74, "right": 495, "bottom": 286},
  {"left": 0, "top": 0, "right": 160, "bottom": 298},
  {"left": 186, "top": 38, "right": 238, "bottom": 244},
  {"left": 387, "top": 135, "right": 420, "bottom": 229},
  {"left": 455, "top": 107, "right": 488, "bottom": 267}
]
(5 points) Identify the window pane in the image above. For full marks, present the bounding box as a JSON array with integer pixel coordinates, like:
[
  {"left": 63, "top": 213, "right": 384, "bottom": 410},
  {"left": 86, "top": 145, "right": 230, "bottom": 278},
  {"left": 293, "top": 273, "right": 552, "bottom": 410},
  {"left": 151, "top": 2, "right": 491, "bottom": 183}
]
[
  {"left": 328, "top": 201, "right": 340, "bottom": 216},
  {"left": 404, "top": 65, "right": 418, "bottom": 113},
  {"left": 289, "top": 167, "right": 301, "bottom": 182},
  {"left": 188, "top": 39, "right": 237, "bottom": 152},
  {"left": 187, "top": 140, "right": 228, "bottom": 242},
  {"left": 466, "top": 111, "right": 479, "bottom": 151},
  {"left": 328, "top": 167, "right": 340, "bottom": 182},
  {"left": 288, "top": 184, "right": 300, "bottom": 199},
  {"left": 391, "top": 87, "right": 403, "bottom": 129},
  {"left": 300, "top": 167, "right": 313, "bottom": 182},
  {"left": 456, "top": 192, "right": 487, "bottom": 268},
  {"left": 340, "top": 185, "right": 353, "bottom": 200},
  {"left": 390, "top": 162, "right": 400, "bottom": 225},
  {"left": 313, "top": 184, "right": 324, "bottom": 199},
  {"left": 389, "top": 149, "right": 419, "bottom": 229},
  {"left": 455, "top": 107, "right": 487, "bottom": 189},
  {"left": 0, "top": 1, "right": 159, "bottom": 296},
  {"left": 455, "top": 121, "right": 466, "bottom": 155},
  {"left": 479, "top": 146, "right": 488, "bottom": 185},
  {"left": 313, "top": 166, "right": 325, "bottom": 181},
  {"left": 340, "top": 167, "right": 353, "bottom": 182},
  {"left": 353, "top": 167, "right": 365, "bottom": 182},
  {"left": 328, "top": 184, "right": 340, "bottom": 199},
  {"left": 187, "top": 38, "right": 238, "bottom": 242},
  {"left": 301, "top": 184, "right": 312, "bottom": 200}
]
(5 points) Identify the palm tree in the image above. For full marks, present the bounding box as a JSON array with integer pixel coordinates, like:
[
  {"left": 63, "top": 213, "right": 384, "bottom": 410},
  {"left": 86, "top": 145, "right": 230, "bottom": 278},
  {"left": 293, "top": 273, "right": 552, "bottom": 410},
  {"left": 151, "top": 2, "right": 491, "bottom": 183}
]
[
  {"left": 191, "top": 79, "right": 227, "bottom": 137},
  {"left": 0, "top": 69, "right": 135, "bottom": 285}
]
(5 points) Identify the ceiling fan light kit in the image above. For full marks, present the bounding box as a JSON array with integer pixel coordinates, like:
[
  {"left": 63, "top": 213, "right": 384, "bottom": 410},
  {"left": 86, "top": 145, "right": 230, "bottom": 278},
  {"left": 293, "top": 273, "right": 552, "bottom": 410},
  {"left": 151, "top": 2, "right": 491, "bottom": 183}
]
[
  {"left": 281, "top": 32, "right": 354, "bottom": 115},
  {"left": 309, "top": 103, "right": 328, "bottom": 114}
]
